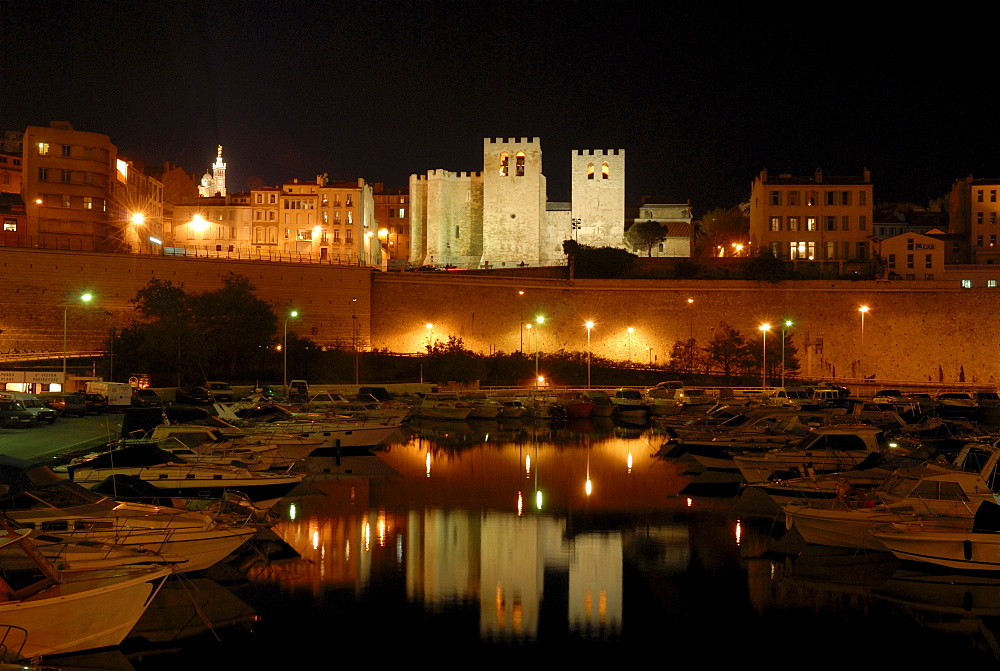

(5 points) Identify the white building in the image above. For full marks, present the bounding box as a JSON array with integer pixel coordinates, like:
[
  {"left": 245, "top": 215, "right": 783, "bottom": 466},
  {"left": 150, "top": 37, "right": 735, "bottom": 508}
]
[{"left": 409, "top": 138, "right": 626, "bottom": 269}]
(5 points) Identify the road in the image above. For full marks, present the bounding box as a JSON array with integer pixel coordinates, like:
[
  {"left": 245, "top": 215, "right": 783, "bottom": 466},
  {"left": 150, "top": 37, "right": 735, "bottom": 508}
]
[{"left": 0, "top": 413, "right": 124, "bottom": 461}]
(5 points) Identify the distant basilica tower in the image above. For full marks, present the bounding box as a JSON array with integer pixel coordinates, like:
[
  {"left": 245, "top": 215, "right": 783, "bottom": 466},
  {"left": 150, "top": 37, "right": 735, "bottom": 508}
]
[{"left": 198, "top": 145, "right": 227, "bottom": 197}]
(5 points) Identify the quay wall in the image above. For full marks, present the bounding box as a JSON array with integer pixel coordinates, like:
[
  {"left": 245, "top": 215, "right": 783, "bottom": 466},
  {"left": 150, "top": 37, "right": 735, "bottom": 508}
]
[{"left": 0, "top": 248, "right": 994, "bottom": 386}]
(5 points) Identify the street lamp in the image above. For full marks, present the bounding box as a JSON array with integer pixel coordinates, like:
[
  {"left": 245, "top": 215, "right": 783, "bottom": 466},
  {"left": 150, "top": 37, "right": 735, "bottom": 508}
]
[
  {"left": 859, "top": 306, "right": 870, "bottom": 378},
  {"left": 534, "top": 316, "right": 545, "bottom": 383},
  {"left": 686, "top": 298, "right": 694, "bottom": 372},
  {"left": 759, "top": 323, "right": 771, "bottom": 387},
  {"left": 781, "top": 320, "right": 793, "bottom": 387},
  {"left": 627, "top": 327, "right": 634, "bottom": 362},
  {"left": 425, "top": 323, "right": 433, "bottom": 349},
  {"left": 585, "top": 321, "right": 594, "bottom": 388},
  {"left": 63, "top": 293, "right": 93, "bottom": 387},
  {"left": 283, "top": 310, "right": 298, "bottom": 395},
  {"left": 518, "top": 290, "right": 524, "bottom": 353}
]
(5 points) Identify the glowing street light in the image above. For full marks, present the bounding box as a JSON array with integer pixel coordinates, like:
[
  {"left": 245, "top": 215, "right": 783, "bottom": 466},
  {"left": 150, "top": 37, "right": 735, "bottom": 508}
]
[
  {"left": 63, "top": 293, "right": 93, "bottom": 384},
  {"left": 283, "top": 310, "right": 298, "bottom": 395},
  {"left": 533, "top": 316, "right": 545, "bottom": 384},
  {"left": 518, "top": 290, "right": 525, "bottom": 353},
  {"left": 781, "top": 320, "right": 793, "bottom": 387},
  {"left": 425, "top": 322, "right": 433, "bottom": 349},
  {"left": 759, "top": 323, "right": 771, "bottom": 387},
  {"left": 859, "top": 305, "right": 870, "bottom": 378},
  {"left": 585, "top": 321, "right": 594, "bottom": 388}
]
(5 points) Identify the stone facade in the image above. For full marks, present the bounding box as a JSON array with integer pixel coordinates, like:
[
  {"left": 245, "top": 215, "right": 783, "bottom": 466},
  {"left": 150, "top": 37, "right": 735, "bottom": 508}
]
[{"left": 409, "top": 138, "right": 626, "bottom": 269}]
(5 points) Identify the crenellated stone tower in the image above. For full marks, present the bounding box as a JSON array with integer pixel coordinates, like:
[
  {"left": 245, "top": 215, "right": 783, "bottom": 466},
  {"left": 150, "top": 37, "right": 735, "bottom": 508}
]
[{"left": 571, "top": 148, "right": 625, "bottom": 249}]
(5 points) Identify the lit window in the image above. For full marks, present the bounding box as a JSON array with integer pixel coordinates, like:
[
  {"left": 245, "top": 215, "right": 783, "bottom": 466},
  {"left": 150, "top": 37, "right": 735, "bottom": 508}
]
[
  {"left": 962, "top": 279, "right": 972, "bottom": 288},
  {"left": 296, "top": 229, "right": 311, "bottom": 241},
  {"left": 347, "top": 212, "right": 353, "bottom": 224},
  {"left": 37, "top": 143, "right": 49, "bottom": 155},
  {"left": 500, "top": 152, "right": 509, "bottom": 177},
  {"left": 806, "top": 217, "right": 817, "bottom": 231},
  {"left": 516, "top": 151, "right": 525, "bottom": 177},
  {"left": 3, "top": 219, "right": 16, "bottom": 232},
  {"left": 587, "top": 163, "right": 594, "bottom": 180},
  {"left": 989, "top": 280, "right": 997, "bottom": 288},
  {"left": 769, "top": 217, "right": 781, "bottom": 231},
  {"left": 83, "top": 197, "right": 92, "bottom": 210},
  {"left": 601, "top": 162, "right": 609, "bottom": 179},
  {"left": 399, "top": 208, "right": 405, "bottom": 218}
]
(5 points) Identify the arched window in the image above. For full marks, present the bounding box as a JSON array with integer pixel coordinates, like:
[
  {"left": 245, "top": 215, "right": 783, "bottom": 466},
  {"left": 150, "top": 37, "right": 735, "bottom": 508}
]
[
  {"left": 587, "top": 163, "right": 595, "bottom": 180},
  {"left": 515, "top": 151, "right": 525, "bottom": 177},
  {"left": 602, "top": 162, "right": 610, "bottom": 179},
  {"left": 500, "top": 153, "right": 509, "bottom": 177}
]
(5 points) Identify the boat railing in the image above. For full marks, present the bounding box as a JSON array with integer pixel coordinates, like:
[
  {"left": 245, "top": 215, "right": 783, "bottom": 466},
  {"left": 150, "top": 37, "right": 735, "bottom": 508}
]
[{"left": 0, "top": 625, "right": 28, "bottom": 663}]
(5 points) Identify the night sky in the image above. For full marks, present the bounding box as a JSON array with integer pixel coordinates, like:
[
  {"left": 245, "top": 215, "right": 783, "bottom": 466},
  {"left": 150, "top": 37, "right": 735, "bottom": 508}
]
[{"left": 3, "top": 1, "right": 996, "bottom": 216}]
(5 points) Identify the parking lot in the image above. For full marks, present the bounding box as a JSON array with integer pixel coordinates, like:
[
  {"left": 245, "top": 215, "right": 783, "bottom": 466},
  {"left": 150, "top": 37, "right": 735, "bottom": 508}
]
[{"left": 0, "top": 412, "right": 124, "bottom": 460}]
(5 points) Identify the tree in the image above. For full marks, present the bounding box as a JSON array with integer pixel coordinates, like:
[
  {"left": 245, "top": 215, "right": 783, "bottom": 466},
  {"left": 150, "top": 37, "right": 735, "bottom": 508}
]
[
  {"left": 704, "top": 323, "right": 752, "bottom": 378},
  {"left": 666, "top": 338, "right": 707, "bottom": 375},
  {"left": 191, "top": 273, "right": 279, "bottom": 380},
  {"left": 746, "top": 329, "right": 801, "bottom": 382},
  {"left": 694, "top": 206, "right": 749, "bottom": 257},
  {"left": 625, "top": 221, "right": 668, "bottom": 257},
  {"left": 740, "top": 248, "right": 787, "bottom": 282}
]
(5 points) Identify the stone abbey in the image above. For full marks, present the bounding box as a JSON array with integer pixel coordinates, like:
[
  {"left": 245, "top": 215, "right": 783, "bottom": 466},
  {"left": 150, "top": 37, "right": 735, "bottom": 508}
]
[{"left": 408, "top": 138, "right": 625, "bottom": 269}]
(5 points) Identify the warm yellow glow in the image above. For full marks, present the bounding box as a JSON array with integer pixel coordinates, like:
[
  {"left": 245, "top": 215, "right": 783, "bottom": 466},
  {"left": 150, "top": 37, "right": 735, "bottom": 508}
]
[
  {"left": 313, "top": 225, "right": 322, "bottom": 234},
  {"left": 759, "top": 323, "right": 771, "bottom": 333},
  {"left": 131, "top": 213, "right": 145, "bottom": 225},
  {"left": 425, "top": 323, "right": 432, "bottom": 330},
  {"left": 190, "top": 214, "right": 208, "bottom": 232},
  {"left": 311, "top": 528, "right": 320, "bottom": 550},
  {"left": 537, "top": 376, "right": 545, "bottom": 385},
  {"left": 288, "top": 504, "right": 297, "bottom": 520},
  {"left": 627, "top": 327, "right": 634, "bottom": 334},
  {"left": 585, "top": 477, "right": 593, "bottom": 496},
  {"left": 378, "top": 228, "right": 389, "bottom": 236},
  {"left": 525, "top": 454, "right": 531, "bottom": 475},
  {"left": 116, "top": 159, "right": 128, "bottom": 182},
  {"left": 34, "top": 198, "right": 42, "bottom": 204},
  {"left": 377, "top": 513, "right": 387, "bottom": 547},
  {"left": 686, "top": 497, "right": 693, "bottom": 507},
  {"left": 363, "top": 521, "right": 371, "bottom": 551},
  {"left": 687, "top": 298, "right": 694, "bottom": 304},
  {"left": 859, "top": 305, "right": 870, "bottom": 314},
  {"left": 536, "top": 316, "right": 545, "bottom": 325},
  {"left": 585, "top": 320, "right": 594, "bottom": 329},
  {"left": 735, "top": 520, "right": 743, "bottom": 546},
  {"left": 517, "top": 491, "right": 523, "bottom": 517},
  {"left": 536, "top": 490, "right": 543, "bottom": 509},
  {"left": 627, "top": 452, "right": 633, "bottom": 472}
]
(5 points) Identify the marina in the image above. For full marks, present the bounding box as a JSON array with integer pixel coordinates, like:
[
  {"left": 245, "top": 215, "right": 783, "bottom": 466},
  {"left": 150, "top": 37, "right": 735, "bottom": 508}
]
[{"left": 3, "top": 385, "right": 1000, "bottom": 666}]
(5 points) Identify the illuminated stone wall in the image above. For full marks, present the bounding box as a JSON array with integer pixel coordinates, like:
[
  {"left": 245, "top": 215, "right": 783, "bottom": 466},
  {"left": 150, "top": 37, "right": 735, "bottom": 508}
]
[
  {"left": 571, "top": 149, "right": 625, "bottom": 250},
  {"left": 1, "top": 246, "right": 995, "bottom": 386},
  {"left": 481, "top": 137, "right": 546, "bottom": 269}
]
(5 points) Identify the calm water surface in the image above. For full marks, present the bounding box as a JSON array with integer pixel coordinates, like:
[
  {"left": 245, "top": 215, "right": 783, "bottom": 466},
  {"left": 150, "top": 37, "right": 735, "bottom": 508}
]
[{"left": 87, "top": 417, "right": 1000, "bottom": 668}]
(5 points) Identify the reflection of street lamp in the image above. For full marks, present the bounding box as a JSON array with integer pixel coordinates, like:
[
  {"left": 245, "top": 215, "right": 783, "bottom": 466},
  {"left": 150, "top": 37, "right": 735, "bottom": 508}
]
[
  {"left": 64, "top": 293, "right": 93, "bottom": 385},
  {"left": 627, "top": 327, "right": 634, "bottom": 362},
  {"left": 759, "top": 323, "right": 771, "bottom": 387},
  {"left": 585, "top": 321, "right": 594, "bottom": 388},
  {"left": 283, "top": 310, "right": 298, "bottom": 395},
  {"left": 781, "top": 320, "right": 793, "bottom": 387},
  {"left": 859, "top": 306, "right": 870, "bottom": 378}
]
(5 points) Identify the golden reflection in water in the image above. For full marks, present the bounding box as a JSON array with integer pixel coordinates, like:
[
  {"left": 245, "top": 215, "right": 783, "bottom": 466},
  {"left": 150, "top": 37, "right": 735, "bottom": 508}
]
[{"left": 735, "top": 520, "right": 742, "bottom": 546}]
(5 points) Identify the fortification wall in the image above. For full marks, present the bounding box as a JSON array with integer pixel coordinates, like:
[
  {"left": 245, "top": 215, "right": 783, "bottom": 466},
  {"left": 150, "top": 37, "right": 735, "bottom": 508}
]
[{"left": 0, "top": 248, "right": 372, "bottom": 353}]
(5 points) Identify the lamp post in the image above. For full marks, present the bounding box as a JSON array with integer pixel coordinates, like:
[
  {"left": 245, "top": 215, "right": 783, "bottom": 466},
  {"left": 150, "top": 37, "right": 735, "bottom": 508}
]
[
  {"left": 781, "top": 320, "right": 793, "bottom": 388},
  {"left": 283, "top": 310, "right": 298, "bottom": 395},
  {"left": 859, "top": 306, "right": 869, "bottom": 378},
  {"left": 425, "top": 323, "right": 433, "bottom": 349},
  {"left": 585, "top": 321, "right": 594, "bottom": 388},
  {"left": 759, "top": 323, "right": 771, "bottom": 387},
  {"left": 534, "top": 316, "right": 545, "bottom": 383},
  {"left": 518, "top": 290, "right": 524, "bottom": 353},
  {"left": 351, "top": 297, "right": 358, "bottom": 385},
  {"left": 627, "top": 327, "right": 634, "bottom": 362},
  {"left": 63, "top": 293, "right": 93, "bottom": 386},
  {"left": 686, "top": 298, "right": 695, "bottom": 372}
]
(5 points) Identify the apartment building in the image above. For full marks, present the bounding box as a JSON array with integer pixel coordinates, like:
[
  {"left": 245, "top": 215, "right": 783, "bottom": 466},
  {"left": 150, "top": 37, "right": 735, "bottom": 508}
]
[
  {"left": 21, "top": 121, "right": 119, "bottom": 251},
  {"left": 749, "top": 169, "right": 874, "bottom": 265},
  {"left": 373, "top": 185, "right": 409, "bottom": 261}
]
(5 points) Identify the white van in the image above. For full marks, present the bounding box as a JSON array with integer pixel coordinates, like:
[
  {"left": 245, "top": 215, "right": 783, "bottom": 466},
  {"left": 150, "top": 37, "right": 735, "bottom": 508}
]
[{"left": 9, "top": 393, "right": 58, "bottom": 424}]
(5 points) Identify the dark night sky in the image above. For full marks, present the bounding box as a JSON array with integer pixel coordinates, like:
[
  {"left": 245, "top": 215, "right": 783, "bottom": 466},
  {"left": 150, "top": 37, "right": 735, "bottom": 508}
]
[{"left": 2, "top": 1, "right": 997, "bottom": 216}]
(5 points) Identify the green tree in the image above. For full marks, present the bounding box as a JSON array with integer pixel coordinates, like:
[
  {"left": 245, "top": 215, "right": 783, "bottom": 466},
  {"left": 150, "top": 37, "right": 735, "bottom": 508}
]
[
  {"left": 704, "top": 323, "right": 752, "bottom": 378},
  {"left": 191, "top": 273, "right": 279, "bottom": 380},
  {"left": 740, "top": 248, "right": 787, "bottom": 282},
  {"left": 625, "top": 221, "right": 668, "bottom": 257},
  {"left": 695, "top": 206, "right": 749, "bottom": 257},
  {"left": 666, "top": 338, "right": 707, "bottom": 375}
]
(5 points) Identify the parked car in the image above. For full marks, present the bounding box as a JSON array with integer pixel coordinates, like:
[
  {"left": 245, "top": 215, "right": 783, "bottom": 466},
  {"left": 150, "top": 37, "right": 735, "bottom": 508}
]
[
  {"left": 0, "top": 397, "right": 35, "bottom": 428},
  {"left": 206, "top": 381, "right": 234, "bottom": 402},
  {"left": 9, "top": 393, "right": 58, "bottom": 424},
  {"left": 131, "top": 389, "right": 163, "bottom": 408},
  {"left": 40, "top": 392, "right": 88, "bottom": 417},
  {"left": 176, "top": 386, "right": 213, "bottom": 405},
  {"left": 83, "top": 393, "right": 110, "bottom": 414}
]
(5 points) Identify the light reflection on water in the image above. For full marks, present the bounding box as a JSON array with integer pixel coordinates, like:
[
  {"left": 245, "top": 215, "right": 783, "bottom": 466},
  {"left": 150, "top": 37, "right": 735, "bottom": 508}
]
[{"left": 121, "top": 418, "right": 1000, "bottom": 666}]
